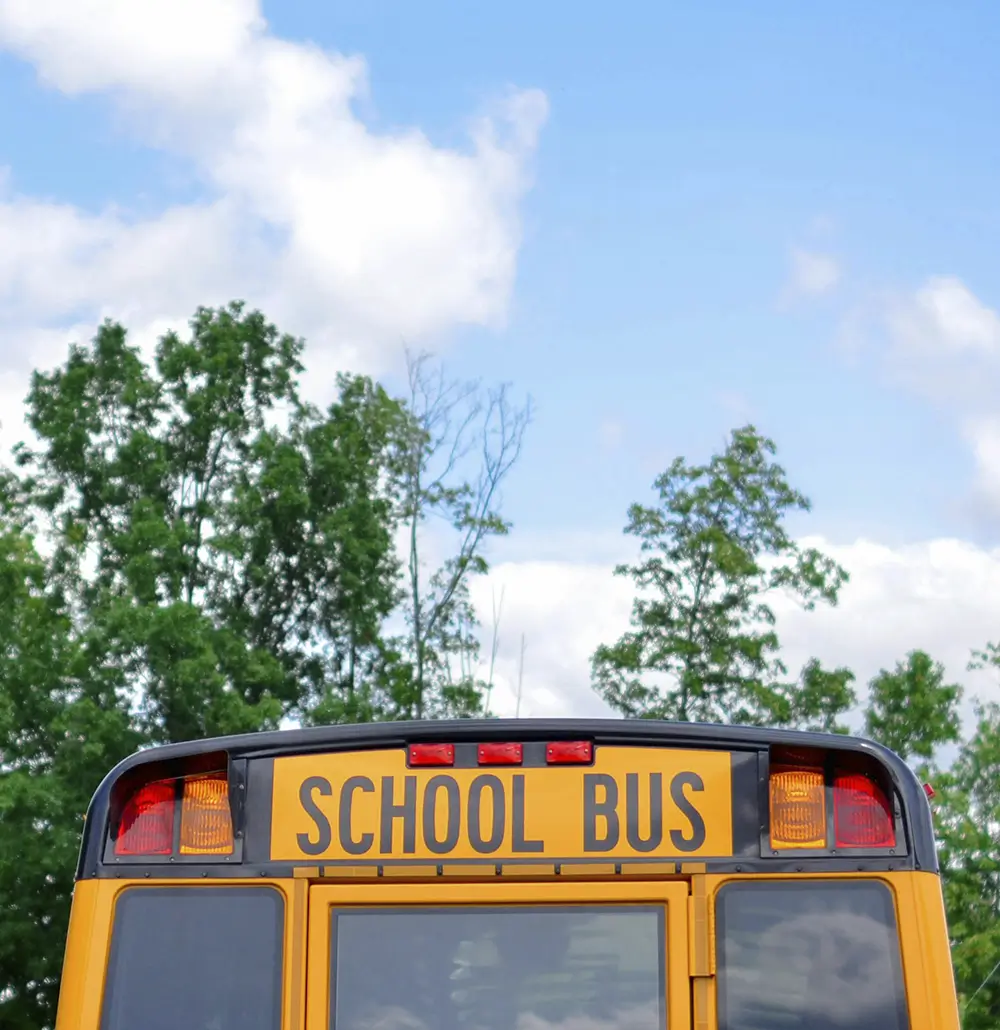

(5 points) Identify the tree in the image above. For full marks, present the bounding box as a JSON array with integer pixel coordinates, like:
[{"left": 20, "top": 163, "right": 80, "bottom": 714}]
[
  {"left": 15, "top": 303, "right": 407, "bottom": 739},
  {"left": 0, "top": 485, "right": 141, "bottom": 1029},
  {"left": 0, "top": 306, "right": 537, "bottom": 1025},
  {"left": 0, "top": 304, "right": 410, "bottom": 1027},
  {"left": 782, "top": 657, "right": 857, "bottom": 733},
  {"left": 932, "top": 702, "right": 1000, "bottom": 1029},
  {"left": 393, "top": 351, "right": 532, "bottom": 720},
  {"left": 591, "top": 425, "right": 848, "bottom": 724},
  {"left": 864, "top": 650, "right": 962, "bottom": 765}
]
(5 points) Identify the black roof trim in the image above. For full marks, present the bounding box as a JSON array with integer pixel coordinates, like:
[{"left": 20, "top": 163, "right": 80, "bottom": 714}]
[{"left": 76, "top": 718, "right": 938, "bottom": 878}]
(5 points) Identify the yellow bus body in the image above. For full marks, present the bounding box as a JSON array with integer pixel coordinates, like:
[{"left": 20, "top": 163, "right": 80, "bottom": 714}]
[{"left": 53, "top": 719, "right": 961, "bottom": 1030}]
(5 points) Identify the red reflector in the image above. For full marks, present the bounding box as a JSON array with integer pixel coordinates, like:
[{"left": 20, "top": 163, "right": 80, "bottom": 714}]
[
  {"left": 834, "top": 773, "right": 895, "bottom": 848},
  {"left": 478, "top": 742, "right": 523, "bottom": 765},
  {"left": 408, "top": 743, "right": 455, "bottom": 766},
  {"left": 924, "top": 782, "right": 936, "bottom": 799},
  {"left": 546, "top": 741, "right": 593, "bottom": 764},
  {"left": 115, "top": 780, "right": 176, "bottom": 855}
]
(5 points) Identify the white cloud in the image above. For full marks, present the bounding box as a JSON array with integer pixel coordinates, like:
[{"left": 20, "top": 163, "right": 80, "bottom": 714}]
[
  {"left": 860, "top": 277, "right": 1000, "bottom": 519},
  {"left": 472, "top": 535, "right": 1000, "bottom": 732},
  {"left": 786, "top": 247, "right": 841, "bottom": 299},
  {"left": 472, "top": 558, "right": 629, "bottom": 719},
  {"left": 0, "top": 0, "right": 547, "bottom": 425},
  {"left": 876, "top": 277, "right": 1000, "bottom": 409},
  {"left": 887, "top": 275, "right": 1000, "bottom": 358},
  {"left": 962, "top": 417, "right": 1000, "bottom": 515},
  {"left": 0, "top": 0, "right": 263, "bottom": 100}
]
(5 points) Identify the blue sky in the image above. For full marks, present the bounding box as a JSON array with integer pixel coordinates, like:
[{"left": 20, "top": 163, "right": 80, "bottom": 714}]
[
  {"left": 3, "top": 0, "right": 1000, "bottom": 716},
  {"left": 281, "top": 0, "right": 1000, "bottom": 546}
]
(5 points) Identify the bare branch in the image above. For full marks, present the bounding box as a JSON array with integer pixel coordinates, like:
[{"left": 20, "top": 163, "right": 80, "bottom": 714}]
[{"left": 398, "top": 351, "right": 531, "bottom": 715}]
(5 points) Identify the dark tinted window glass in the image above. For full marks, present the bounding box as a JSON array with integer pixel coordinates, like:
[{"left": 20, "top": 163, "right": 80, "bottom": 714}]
[
  {"left": 332, "top": 906, "right": 665, "bottom": 1030},
  {"left": 717, "top": 881, "right": 909, "bottom": 1030},
  {"left": 101, "top": 886, "right": 283, "bottom": 1030}
]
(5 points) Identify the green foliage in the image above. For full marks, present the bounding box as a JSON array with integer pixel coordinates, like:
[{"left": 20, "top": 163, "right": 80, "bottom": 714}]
[
  {"left": 932, "top": 703, "right": 1000, "bottom": 1028},
  {"left": 5, "top": 315, "right": 999, "bottom": 1026},
  {"left": 591, "top": 425, "right": 848, "bottom": 724},
  {"left": 0, "top": 496, "right": 141, "bottom": 1028},
  {"left": 14, "top": 303, "right": 409, "bottom": 738},
  {"left": 864, "top": 650, "right": 963, "bottom": 763},
  {"left": 0, "top": 304, "right": 531, "bottom": 1027},
  {"left": 0, "top": 305, "right": 532, "bottom": 1026},
  {"left": 780, "top": 657, "right": 857, "bottom": 733}
]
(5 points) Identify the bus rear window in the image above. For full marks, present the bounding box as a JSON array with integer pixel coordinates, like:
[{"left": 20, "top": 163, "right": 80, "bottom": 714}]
[
  {"left": 716, "top": 880, "right": 909, "bottom": 1030},
  {"left": 100, "top": 886, "right": 283, "bottom": 1030},
  {"left": 331, "top": 906, "right": 665, "bottom": 1030}
]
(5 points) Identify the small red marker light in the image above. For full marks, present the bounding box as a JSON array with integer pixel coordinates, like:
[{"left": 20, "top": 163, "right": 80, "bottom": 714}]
[
  {"left": 478, "top": 742, "right": 523, "bottom": 765},
  {"left": 408, "top": 743, "right": 455, "bottom": 766},
  {"left": 546, "top": 741, "right": 593, "bottom": 764},
  {"left": 924, "top": 782, "right": 936, "bottom": 799}
]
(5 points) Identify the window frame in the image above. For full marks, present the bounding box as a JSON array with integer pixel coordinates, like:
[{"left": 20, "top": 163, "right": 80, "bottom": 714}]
[
  {"left": 714, "top": 877, "right": 910, "bottom": 1030},
  {"left": 306, "top": 880, "right": 690, "bottom": 1030},
  {"left": 99, "top": 884, "right": 286, "bottom": 1030},
  {"left": 329, "top": 903, "right": 667, "bottom": 1030}
]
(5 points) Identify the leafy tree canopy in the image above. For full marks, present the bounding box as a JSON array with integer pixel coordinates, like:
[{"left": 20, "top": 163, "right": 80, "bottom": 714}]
[
  {"left": 0, "top": 304, "right": 527, "bottom": 1027},
  {"left": 591, "top": 425, "right": 849, "bottom": 726}
]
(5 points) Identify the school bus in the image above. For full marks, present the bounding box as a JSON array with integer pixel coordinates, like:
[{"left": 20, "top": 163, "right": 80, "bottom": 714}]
[{"left": 54, "top": 718, "right": 960, "bottom": 1030}]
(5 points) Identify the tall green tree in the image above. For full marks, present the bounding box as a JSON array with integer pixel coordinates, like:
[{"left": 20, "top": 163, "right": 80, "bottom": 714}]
[
  {"left": 0, "top": 304, "right": 412, "bottom": 1027},
  {"left": 591, "top": 425, "right": 848, "bottom": 724},
  {"left": 932, "top": 702, "right": 1000, "bottom": 1029},
  {"left": 0, "top": 486, "right": 141, "bottom": 1029},
  {"left": 864, "top": 650, "right": 962, "bottom": 765},
  {"left": 15, "top": 303, "right": 407, "bottom": 738},
  {"left": 1, "top": 305, "right": 534, "bottom": 1026}
]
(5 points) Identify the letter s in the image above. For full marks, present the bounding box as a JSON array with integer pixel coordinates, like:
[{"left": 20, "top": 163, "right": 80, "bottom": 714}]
[
  {"left": 669, "top": 772, "right": 706, "bottom": 852},
  {"left": 297, "top": 776, "right": 333, "bottom": 855}
]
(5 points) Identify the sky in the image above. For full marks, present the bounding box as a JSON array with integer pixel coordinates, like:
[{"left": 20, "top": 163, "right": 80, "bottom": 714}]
[{"left": 2, "top": 0, "right": 1000, "bottom": 730}]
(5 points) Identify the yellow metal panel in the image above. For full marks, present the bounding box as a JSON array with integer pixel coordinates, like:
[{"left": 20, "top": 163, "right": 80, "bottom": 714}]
[
  {"left": 688, "top": 875, "right": 712, "bottom": 977},
  {"left": 287, "top": 879, "right": 308, "bottom": 1030},
  {"left": 55, "top": 880, "right": 103, "bottom": 1030},
  {"left": 54, "top": 879, "right": 300, "bottom": 1030},
  {"left": 272, "top": 745, "right": 733, "bottom": 863},
  {"left": 498, "top": 863, "right": 557, "bottom": 877},
  {"left": 440, "top": 864, "right": 498, "bottom": 878},
  {"left": 620, "top": 861, "right": 677, "bottom": 876},
  {"left": 321, "top": 865, "right": 379, "bottom": 879},
  {"left": 702, "top": 870, "right": 960, "bottom": 1030},
  {"left": 380, "top": 864, "right": 439, "bottom": 878},
  {"left": 894, "top": 872, "right": 961, "bottom": 1030},
  {"left": 692, "top": 977, "right": 713, "bottom": 1030},
  {"left": 559, "top": 863, "right": 617, "bottom": 876}
]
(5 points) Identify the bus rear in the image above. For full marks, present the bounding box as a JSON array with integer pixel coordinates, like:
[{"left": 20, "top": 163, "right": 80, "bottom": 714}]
[{"left": 55, "top": 719, "right": 960, "bottom": 1030}]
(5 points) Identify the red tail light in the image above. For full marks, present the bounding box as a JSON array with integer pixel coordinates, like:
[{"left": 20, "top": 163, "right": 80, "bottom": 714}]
[
  {"left": 834, "top": 773, "right": 895, "bottom": 848},
  {"left": 408, "top": 743, "right": 455, "bottom": 766},
  {"left": 115, "top": 779, "right": 176, "bottom": 855},
  {"left": 478, "top": 742, "right": 523, "bottom": 765},
  {"left": 546, "top": 741, "right": 593, "bottom": 764}
]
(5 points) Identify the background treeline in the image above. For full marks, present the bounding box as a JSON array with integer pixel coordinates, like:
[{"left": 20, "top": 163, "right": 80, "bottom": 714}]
[{"left": 0, "top": 305, "right": 996, "bottom": 1028}]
